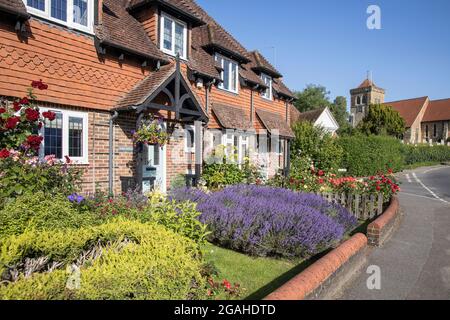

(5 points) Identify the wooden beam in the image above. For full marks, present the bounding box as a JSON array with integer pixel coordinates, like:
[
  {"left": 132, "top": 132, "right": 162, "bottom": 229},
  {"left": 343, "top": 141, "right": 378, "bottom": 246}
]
[
  {"left": 194, "top": 120, "right": 203, "bottom": 185},
  {"left": 175, "top": 54, "right": 181, "bottom": 120}
]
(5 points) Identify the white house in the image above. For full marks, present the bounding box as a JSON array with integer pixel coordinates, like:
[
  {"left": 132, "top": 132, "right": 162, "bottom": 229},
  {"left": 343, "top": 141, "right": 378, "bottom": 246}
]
[{"left": 291, "top": 107, "right": 340, "bottom": 136}]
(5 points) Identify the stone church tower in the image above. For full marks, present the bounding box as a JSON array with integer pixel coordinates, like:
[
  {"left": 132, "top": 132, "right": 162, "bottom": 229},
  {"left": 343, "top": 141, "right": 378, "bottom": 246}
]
[{"left": 350, "top": 78, "right": 385, "bottom": 126}]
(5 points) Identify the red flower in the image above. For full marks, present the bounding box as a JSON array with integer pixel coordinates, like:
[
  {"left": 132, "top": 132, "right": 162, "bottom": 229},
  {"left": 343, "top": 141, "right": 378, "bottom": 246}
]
[
  {"left": 318, "top": 178, "right": 324, "bottom": 184},
  {"left": 222, "top": 279, "right": 231, "bottom": 290},
  {"left": 0, "top": 107, "right": 5, "bottom": 114},
  {"left": 19, "top": 97, "right": 29, "bottom": 105},
  {"left": 5, "top": 116, "right": 20, "bottom": 129},
  {"left": 25, "top": 135, "right": 43, "bottom": 151},
  {"left": 38, "top": 122, "right": 43, "bottom": 129},
  {"left": 25, "top": 108, "right": 40, "bottom": 122},
  {"left": 376, "top": 185, "right": 381, "bottom": 191},
  {"left": 369, "top": 176, "right": 375, "bottom": 181},
  {"left": 42, "top": 111, "right": 56, "bottom": 121},
  {"left": 387, "top": 168, "right": 393, "bottom": 174},
  {"left": 13, "top": 101, "right": 21, "bottom": 111},
  {"left": 65, "top": 155, "right": 71, "bottom": 164},
  {"left": 0, "top": 148, "right": 10, "bottom": 159},
  {"left": 318, "top": 170, "right": 325, "bottom": 177},
  {"left": 31, "top": 79, "right": 48, "bottom": 90}
]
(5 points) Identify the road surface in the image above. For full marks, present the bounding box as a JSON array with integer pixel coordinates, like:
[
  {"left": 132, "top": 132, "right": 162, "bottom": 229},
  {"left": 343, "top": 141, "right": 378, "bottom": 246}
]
[{"left": 338, "top": 165, "right": 450, "bottom": 300}]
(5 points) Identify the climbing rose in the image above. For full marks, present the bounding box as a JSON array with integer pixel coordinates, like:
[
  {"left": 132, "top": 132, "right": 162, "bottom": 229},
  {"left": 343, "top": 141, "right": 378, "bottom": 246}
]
[
  {"left": 0, "top": 148, "right": 10, "bottom": 158},
  {"left": 42, "top": 111, "right": 56, "bottom": 121},
  {"left": 5, "top": 116, "right": 20, "bottom": 129},
  {"left": 13, "top": 101, "right": 21, "bottom": 111},
  {"left": 31, "top": 79, "right": 48, "bottom": 90},
  {"left": 65, "top": 155, "right": 71, "bottom": 164},
  {"left": 25, "top": 108, "right": 40, "bottom": 122},
  {"left": 0, "top": 107, "right": 5, "bottom": 114},
  {"left": 19, "top": 97, "right": 29, "bottom": 105},
  {"left": 25, "top": 135, "right": 43, "bottom": 151}
]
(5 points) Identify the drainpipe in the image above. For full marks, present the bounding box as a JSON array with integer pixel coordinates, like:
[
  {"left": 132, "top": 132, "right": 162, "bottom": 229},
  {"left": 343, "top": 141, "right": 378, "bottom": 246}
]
[{"left": 109, "top": 111, "right": 119, "bottom": 196}]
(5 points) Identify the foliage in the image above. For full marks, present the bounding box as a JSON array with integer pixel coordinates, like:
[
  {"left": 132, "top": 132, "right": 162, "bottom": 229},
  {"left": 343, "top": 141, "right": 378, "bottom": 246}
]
[
  {"left": 171, "top": 185, "right": 356, "bottom": 258},
  {"left": 338, "top": 134, "right": 405, "bottom": 176},
  {"left": 358, "top": 104, "right": 406, "bottom": 138},
  {"left": 294, "top": 84, "right": 331, "bottom": 113},
  {"left": 290, "top": 121, "right": 344, "bottom": 171},
  {"left": 0, "top": 220, "right": 207, "bottom": 300},
  {"left": 0, "top": 192, "right": 97, "bottom": 238},
  {"left": 132, "top": 116, "right": 169, "bottom": 146},
  {"left": 403, "top": 144, "right": 450, "bottom": 165},
  {"left": 331, "top": 96, "right": 351, "bottom": 134}
]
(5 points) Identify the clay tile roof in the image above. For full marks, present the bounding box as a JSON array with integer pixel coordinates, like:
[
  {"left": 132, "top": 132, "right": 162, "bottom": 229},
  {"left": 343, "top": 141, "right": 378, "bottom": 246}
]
[
  {"left": 358, "top": 79, "right": 374, "bottom": 88},
  {"left": 0, "top": 0, "right": 29, "bottom": 18},
  {"left": 256, "top": 109, "right": 294, "bottom": 139},
  {"left": 423, "top": 99, "right": 450, "bottom": 122},
  {"left": 273, "top": 79, "right": 295, "bottom": 99},
  {"left": 240, "top": 64, "right": 267, "bottom": 88},
  {"left": 96, "top": 0, "right": 167, "bottom": 62},
  {"left": 188, "top": 27, "right": 221, "bottom": 79},
  {"left": 297, "top": 108, "right": 326, "bottom": 123},
  {"left": 289, "top": 105, "right": 301, "bottom": 125},
  {"left": 212, "top": 103, "right": 253, "bottom": 131},
  {"left": 128, "top": 0, "right": 204, "bottom": 24},
  {"left": 247, "top": 51, "right": 282, "bottom": 78},
  {"left": 115, "top": 64, "right": 176, "bottom": 108},
  {"left": 383, "top": 96, "right": 429, "bottom": 127}
]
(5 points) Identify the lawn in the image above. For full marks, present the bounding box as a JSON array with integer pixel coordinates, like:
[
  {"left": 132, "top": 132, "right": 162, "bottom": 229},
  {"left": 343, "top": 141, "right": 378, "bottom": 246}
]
[{"left": 202, "top": 243, "right": 324, "bottom": 300}]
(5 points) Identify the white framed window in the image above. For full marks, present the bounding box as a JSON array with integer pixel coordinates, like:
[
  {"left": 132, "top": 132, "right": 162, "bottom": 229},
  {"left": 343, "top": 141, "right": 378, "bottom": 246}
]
[
  {"left": 215, "top": 53, "right": 239, "bottom": 94},
  {"left": 23, "top": 0, "right": 94, "bottom": 34},
  {"left": 39, "top": 108, "right": 89, "bottom": 164},
  {"left": 261, "top": 73, "right": 273, "bottom": 100},
  {"left": 160, "top": 12, "right": 188, "bottom": 59},
  {"left": 184, "top": 125, "right": 195, "bottom": 153}
]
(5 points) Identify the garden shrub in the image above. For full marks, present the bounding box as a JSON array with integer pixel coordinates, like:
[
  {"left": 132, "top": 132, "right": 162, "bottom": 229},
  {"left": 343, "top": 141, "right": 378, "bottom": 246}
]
[
  {"left": 338, "top": 134, "right": 404, "bottom": 176},
  {"left": 171, "top": 185, "right": 356, "bottom": 258},
  {"left": 403, "top": 144, "right": 450, "bottom": 165},
  {"left": 0, "top": 192, "right": 97, "bottom": 238},
  {"left": 0, "top": 220, "right": 206, "bottom": 300}
]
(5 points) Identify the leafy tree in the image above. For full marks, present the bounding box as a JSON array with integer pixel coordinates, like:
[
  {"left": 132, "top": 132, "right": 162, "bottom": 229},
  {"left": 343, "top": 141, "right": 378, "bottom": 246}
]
[
  {"left": 294, "top": 84, "right": 331, "bottom": 112},
  {"left": 330, "top": 96, "right": 351, "bottom": 133},
  {"left": 358, "top": 104, "right": 406, "bottom": 138}
]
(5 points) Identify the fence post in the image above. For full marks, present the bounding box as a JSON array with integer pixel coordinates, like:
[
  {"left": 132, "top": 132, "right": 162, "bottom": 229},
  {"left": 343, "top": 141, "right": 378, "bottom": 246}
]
[{"left": 377, "top": 193, "right": 384, "bottom": 215}]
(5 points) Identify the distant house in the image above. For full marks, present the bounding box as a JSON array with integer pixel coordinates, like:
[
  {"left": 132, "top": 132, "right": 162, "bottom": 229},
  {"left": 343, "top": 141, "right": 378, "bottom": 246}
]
[
  {"left": 290, "top": 107, "right": 340, "bottom": 136},
  {"left": 350, "top": 79, "right": 450, "bottom": 144}
]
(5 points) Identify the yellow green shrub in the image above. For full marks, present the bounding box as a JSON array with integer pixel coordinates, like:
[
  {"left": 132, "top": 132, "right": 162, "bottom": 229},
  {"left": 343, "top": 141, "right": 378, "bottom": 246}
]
[{"left": 0, "top": 220, "right": 206, "bottom": 300}]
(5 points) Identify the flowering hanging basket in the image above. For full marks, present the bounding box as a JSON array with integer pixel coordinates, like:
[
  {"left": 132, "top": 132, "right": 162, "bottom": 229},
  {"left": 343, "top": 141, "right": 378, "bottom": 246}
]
[{"left": 132, "top": 117, "right": 169, "bottom": 147}]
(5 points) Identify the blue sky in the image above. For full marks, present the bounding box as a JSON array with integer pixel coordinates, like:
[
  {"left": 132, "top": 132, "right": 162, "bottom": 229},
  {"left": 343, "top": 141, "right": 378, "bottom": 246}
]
[{"left": 196, "top": 0, "right": 450, "bottom": 106}]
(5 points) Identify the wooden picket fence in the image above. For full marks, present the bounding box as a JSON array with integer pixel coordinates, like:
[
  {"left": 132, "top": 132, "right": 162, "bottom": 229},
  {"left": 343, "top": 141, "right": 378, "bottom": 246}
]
[{"left": 318, "top": 193, "right": 385, "bottom": 221}]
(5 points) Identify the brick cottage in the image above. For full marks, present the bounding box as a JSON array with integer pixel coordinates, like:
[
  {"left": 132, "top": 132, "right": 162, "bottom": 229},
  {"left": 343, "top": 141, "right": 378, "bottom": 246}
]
[{"left": 0, "top": 0, "right": 296, "bottom": 194}]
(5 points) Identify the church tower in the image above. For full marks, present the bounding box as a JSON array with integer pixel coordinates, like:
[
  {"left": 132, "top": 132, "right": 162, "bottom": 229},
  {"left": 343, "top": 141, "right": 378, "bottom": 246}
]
[{"left": 350, "top": 77, "right": 385, "bottom": 127}]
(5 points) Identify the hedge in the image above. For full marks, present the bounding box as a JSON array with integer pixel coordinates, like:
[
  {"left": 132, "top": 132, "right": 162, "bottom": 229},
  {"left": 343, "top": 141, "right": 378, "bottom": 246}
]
[
  {"left": 403, "top": 144, "right": 450, "bottom": 165},
  {"left": 338, "top": 134, "right": 404, "bottom": 176},
  {"left": 0, "top": 220, "right": 206, "bottom": 300}
]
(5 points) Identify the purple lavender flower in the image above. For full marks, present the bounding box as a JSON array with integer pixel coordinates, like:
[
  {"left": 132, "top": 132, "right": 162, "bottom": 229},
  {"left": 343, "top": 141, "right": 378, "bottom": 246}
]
[{"left": 68, "top": 193, "right": 85, "bottom": 204}]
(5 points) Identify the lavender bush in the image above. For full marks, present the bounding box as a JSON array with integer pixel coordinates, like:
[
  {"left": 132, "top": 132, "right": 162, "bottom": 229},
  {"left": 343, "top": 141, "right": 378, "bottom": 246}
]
[{"left": 171, "top": 185, "right": 357, "bottom": 258}]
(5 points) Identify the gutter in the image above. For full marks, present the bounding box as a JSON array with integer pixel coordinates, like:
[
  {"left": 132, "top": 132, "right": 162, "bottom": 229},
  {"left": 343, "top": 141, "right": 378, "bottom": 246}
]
[
  {"left": 0, "top": 5, "right": 30, "bottom": 20},
  {"left": 108, "top": 111, "right": 119, "bottom": 196}
]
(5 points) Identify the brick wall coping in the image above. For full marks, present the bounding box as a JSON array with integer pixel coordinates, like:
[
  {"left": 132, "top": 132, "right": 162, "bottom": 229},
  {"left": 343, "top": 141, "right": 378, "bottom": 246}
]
[
  {"left": 264, "top": 233, "right": 368, "bottom": 300},
  {"left": 367, "top": 196, "right": 400, "bottom": 247}
]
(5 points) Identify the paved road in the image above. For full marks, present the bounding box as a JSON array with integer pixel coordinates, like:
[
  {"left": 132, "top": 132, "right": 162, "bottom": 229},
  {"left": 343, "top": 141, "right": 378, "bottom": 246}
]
[{"left": 338, "top": 165, "right": 450, "bottom": 300}]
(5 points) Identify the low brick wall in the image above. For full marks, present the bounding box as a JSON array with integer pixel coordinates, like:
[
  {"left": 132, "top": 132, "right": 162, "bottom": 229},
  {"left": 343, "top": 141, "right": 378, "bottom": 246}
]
[
  {"left": 264, "top": 233, "right": 368, "bottom": 300},
  {"left": 367, "top": 197, "right": 401, "bottom": 247}
]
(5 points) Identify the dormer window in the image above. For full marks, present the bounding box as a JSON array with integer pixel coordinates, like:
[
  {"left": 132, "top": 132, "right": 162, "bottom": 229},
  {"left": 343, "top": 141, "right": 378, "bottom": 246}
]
[
  {"left": 160, "top": 12, "right": 188, "bottom": 59},
  {"left": 23, "top": 0, "right": 94, "bottom": 34},
  {"left": 261, "top": 73, "right": 273, "bottom": 100},
  {"left": 215, "top": 53, "right": 239, "bottom": 94}
]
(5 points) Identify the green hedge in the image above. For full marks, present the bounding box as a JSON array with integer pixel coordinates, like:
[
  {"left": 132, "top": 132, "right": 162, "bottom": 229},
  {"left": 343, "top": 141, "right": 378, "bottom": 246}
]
[
  {"left": 338, "top": 134, "right": 405, "bottom": 176},
  {"left": 0, "top": 220, "right": 206, "bottom": 300},
  {"left": 403, "top": 144, "right": 450, "bottom": 165}
]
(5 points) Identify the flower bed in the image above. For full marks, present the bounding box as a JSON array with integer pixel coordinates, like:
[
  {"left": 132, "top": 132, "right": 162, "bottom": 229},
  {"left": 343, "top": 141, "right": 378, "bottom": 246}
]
[{"left": 171, "top": 185, "right": 357, "bottom": 258}]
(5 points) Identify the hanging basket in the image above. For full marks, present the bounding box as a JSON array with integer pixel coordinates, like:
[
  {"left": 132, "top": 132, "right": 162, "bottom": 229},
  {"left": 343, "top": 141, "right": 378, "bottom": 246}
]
[{"left": 133, "top": 117, "right": 169, "bottom": 147}]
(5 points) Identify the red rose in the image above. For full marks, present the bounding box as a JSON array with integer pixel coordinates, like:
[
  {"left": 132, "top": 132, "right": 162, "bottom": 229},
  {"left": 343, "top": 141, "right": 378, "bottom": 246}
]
[
  {"left": 42, "top": 111, "right": 56, "bottom": 121},
  {"left": 0, "top": 107, "right": 5, "bottom": 114},
  {"left": 318, "top": 178, "right": 324, "bottom": 184},
  {"left": 25, "top": 135, "right": 43, "bottom": 151},
  {"left": 65, "top": 155, "right": 71, "bottom": 164},
  {"left": 5, "top": 116, "right": 20, "bottom": 129},
  {"left": 25, "top": 108, "right": 40, "bottom": 122},
  {"left": 376, "top": 185, "right": 381, "bottom": 191},
  {"left": 38, "top": 122, "right": 43, "bottom": 129},
  {"left": 0, "top": 148, "right": 10, "bottom": 159},
  {"left": 31, "top": 79, "right": 48, "bottom": 90},
  {"left": 13, "top": 101, "right": 21, "bottom": 112},
  {"left": 19, "top": 97, "right": 29, "bottom": 105},
  {"left": 318, "top": 170, "right": 325, "bottom": 177},
  {"left": 222, "top": 280, "right": 231, "bottom": 290}
]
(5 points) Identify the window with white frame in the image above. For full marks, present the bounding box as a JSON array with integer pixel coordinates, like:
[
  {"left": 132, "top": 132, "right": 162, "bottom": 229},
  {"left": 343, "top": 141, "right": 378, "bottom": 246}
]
[
  {"left": 184, "top": 125, "right": 195, "bottom": 153},
  {"left": 39, "top": 108, "right": 89, "bottom": 164},
  {"left": 261, "top": 73, "right": 273, "bottom": 100},
  {"left": 160, "top": 12, "right": 188, "bottom": 59},
  {"left": 24, "top": 0, "right": 94, "bottom": 34},
  {"left": 215, "top": 54, "right": 239, "bottom": 93}
]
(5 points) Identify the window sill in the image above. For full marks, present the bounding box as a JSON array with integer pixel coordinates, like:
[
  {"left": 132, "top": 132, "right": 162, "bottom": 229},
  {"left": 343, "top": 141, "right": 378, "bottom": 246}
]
[
  {"left": 28, "top": 12, "right": 94, "bottom": 36},
  {"left": 217, "top": 87, "right": 239, "bottom": 96}
]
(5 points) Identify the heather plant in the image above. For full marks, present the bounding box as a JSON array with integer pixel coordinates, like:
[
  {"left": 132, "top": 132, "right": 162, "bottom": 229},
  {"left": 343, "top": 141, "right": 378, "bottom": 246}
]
[{"left": 171, "top": 185, "right": 356, "bottom": 258}]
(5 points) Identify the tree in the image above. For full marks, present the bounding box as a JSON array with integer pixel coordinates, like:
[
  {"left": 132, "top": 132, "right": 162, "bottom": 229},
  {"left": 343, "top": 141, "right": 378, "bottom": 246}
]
[
  {"left": 330, "top": 96, "right": 351, "bottom": 133},
  {"left": 294, "top": 84, "right": 331, "bottom": 112},
  {"left": 358, "top": 104, "right": 406, "bottom": 138}
]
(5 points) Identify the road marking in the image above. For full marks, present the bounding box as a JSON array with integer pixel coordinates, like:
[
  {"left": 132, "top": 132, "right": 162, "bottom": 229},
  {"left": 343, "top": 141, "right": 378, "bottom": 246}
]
[
  {"left": 412, "top": 173, "right": 449, "bottom": 204},
  {"left": 401, "top": 192, "right": 444, "bottom": 202},
  {"left": 406, "top": 174, "right": 412, "bottom": 183},
  {"left": 423, "top": 167, "right": 448, "bottom": 174}
]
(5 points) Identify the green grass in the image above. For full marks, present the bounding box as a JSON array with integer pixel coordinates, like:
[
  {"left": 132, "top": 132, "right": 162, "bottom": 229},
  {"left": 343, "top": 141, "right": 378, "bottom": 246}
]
[
  {"left": 202, "top": 243, "right": 324, "bottom": 300},
  {"left": 402, "top": 161, "right": 445, "bottom": 170}
]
